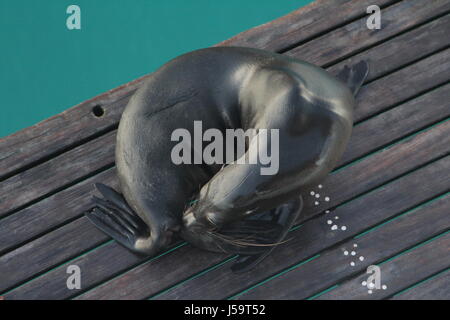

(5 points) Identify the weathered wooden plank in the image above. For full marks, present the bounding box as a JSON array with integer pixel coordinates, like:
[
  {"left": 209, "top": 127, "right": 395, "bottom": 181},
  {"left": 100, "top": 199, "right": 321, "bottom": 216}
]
[
  {"left": 73, "top": 245, "right": 227, "bottom": 301},
  {"left": 286, "top": 0, "right": 450, "bottom": 66},
  {"left": 1, "top": 236, "right": 150, "bottom": 299},
  {"left": 0, "top": 83, "right": 137, "bottom": 181},
  {"left": 2, "top": 82, "right": 448, "bottom": 256},
  {"left": 6, "top": 120, "right": 447, "bottom": 299},
  {"left": 217, "top": 0, "right": 396, "bottom": 51},
  {"left": 0, "top": 131, "right": 115, "bottom": 218},
  {"left": 316, "top": 231, "right": 450, "bottom": 300},
  {"left": 232, "top": 193, "right": 450, "bottom": 299},
  {"left": 328, "top": 13, "right": 450, "bottom": 83},
  {"left": 304, "top": 119, "right": 450, "bottom": 215},
  {"left": 390, "top": 269, "right": 450, "bottom": 300},
  {"left": 150, "top": 158, "right": 450, "bottom": 300},
  {"left": 0, "top": 168, "right": 118, "bottom": 254},
  {"left": 0, "top": 0, "right": 444, "bottom": 181},
  {"left": 2, "top": 46, "right": 447, "bottom": 220},
  {"left": 340, "top": 83, "right": 450, "bottom": 165},
  {"left": 352, "top": 48, "right": 450, "bottom": 122},
  {"left": 17, "top": 158, "right": 450, "bottom": 300},
  {"left": 0, "top": 217, "right": 109, "bottom": 293}
]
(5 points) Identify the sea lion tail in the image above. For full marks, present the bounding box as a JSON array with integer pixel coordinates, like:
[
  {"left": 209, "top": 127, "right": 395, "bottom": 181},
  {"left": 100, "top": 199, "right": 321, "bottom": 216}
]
[{"left": 336, "top": 60, "right": 370, "bottom": 96}]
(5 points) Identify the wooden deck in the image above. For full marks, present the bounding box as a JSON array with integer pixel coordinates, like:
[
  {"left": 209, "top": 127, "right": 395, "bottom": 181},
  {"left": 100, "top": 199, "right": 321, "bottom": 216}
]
[{"left": 0, "top": 0, "right": 449, "bottom": 300}]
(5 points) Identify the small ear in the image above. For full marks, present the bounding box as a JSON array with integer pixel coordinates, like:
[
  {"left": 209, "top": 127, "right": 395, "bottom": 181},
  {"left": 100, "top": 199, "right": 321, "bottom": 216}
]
[{"left": 336, "top": 60, "right": 369, "bottom": 96}]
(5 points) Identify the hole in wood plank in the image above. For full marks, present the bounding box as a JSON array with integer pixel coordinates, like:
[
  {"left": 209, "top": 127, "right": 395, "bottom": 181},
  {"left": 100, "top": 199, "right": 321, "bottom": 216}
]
[{"left": 92, "top": 105, "right": 105, "bottom": 117}]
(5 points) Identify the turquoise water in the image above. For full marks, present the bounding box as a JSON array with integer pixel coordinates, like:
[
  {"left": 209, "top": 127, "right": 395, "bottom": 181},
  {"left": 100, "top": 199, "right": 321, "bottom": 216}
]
[{"left": 0, "top": 0, "right": 311, "bottom": 137}]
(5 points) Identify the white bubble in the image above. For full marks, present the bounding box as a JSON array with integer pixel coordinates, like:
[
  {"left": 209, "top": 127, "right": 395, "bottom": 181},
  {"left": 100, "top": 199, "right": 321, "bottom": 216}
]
[
  {"left": 368, "top": 290, "right": 373, "bottom": 294},
  {"left": 359, "top": 256, "right": 364, "bottom": 261},
  {"left": 335, "top": 216, "right": 339, "bottom": 220},
  {"left": 325, "top": 210, "right": 330, "bottom": 214},
  {"left": 331, "top": 225, "right": 338, "bottom": 230},
  {"left": 310, "top": 191, "right": 315, "bottom": 196},
  {"left": 382, "top": 285, "right": 387, "bottom": 290},
  {"left": 327, "top": 220, "right": 333, "bottom": 225},
  {"left": 315, "top": 201, "right": 319, "bottom": 206},
  {"left": 325, "top": 197, "right": 330, "bottom": 202},
  {"left": 318, "top": 184, "right": 323, "bottom": 189},
  {"left": 344, "top": 250, "right": 349, "bottom": 256},
  {"left": 350, "top": 262, "right": 355, "bottom": 266},
  {"left": 315, "top": 194, "right": 320, "bottom": 198},
  {"left": 368, "top": 283, "right": 375, "bottom": 289},
  {"left": 351, "top": 251, "right": 356, "bottom": 256},
  {"left": 341, "top": 226, "right": 347, "bottom": 231},
  {"left": 362, "top": 281, "right": 367, "bottom": 286},
  {"left": 353, "top": 244, "right": 358, "bottom": 248}
]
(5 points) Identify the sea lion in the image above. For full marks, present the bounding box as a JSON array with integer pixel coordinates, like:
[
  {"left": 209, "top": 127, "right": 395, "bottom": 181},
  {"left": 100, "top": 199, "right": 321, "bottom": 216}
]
[{"left": 86, "top": 47, "right": 369, "bottom": 272}]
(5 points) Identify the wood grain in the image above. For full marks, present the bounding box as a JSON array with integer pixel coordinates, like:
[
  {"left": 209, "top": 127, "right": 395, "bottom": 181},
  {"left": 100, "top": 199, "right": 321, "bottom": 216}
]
[
  {"left": 234, "top": 194, "right": 450, "bottom": 299},
  {"left": 217, "top": 0, "right": 397, "bottom": 52},
  {"left": 286, "top": 0, "right": 450, "bottom": 66},
  {"left": 0, "top": 217, "right": 109, "bottom": 293},
  {"left": 316, "top": 231, "right": 450, "bottom": 299},
  {"left": 151, "top": 157, "right": 450, "bottom": 300},
  {"left": 0, "top": 168, "right": 118, "bottom": 254},
  {"left": 391, "top": 269, "right": 450, "bottom": 300},
  {"left": 0, "top": 131, "right": 115, "bottom": 218}
]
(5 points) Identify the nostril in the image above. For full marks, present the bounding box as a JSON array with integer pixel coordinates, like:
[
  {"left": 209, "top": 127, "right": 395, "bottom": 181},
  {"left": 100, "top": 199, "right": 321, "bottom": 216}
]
[{"left": 92, "top": 105, "right": 105, "bottom": 117}]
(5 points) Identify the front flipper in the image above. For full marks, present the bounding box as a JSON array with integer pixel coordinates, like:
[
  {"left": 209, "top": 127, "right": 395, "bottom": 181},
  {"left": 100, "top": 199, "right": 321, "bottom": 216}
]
[
  {"left": 85, "top": 183, "right": 154, "bottom": 255},
  {"left": 336, "top": 60, "right": 369, "bottom": 96},
  {"left": 230, "top": 196, "right": 303, "bottom": 273}
]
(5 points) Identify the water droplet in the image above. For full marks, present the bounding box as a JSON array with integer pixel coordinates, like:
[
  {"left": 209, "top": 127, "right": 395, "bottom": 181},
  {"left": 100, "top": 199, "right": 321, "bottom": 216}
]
[
  {"left": 341, "top": 226, "right": 347, "bottom": 231},
  {"left": 382, "top": 285, "right": 387, "bottom": 290},
  {"left": 315, "top": 194, "right": 320, "bottom": 198},
  {"left": 331, "top": 225, "right": 338, "bottom": 230},
  {"left": 350, "top": 262, "right": 355, "bottom": 266},
  {"left": 325, "top": 197, "right": 330, "bottom": 202},
  {"left": 368, "top": 283, "right": 375, "bottom": 289},
  {"left": 318, "top": 184, "right": 323, "bottom": 189},
  {"left": 368, "top": 290, "right": 373, "bottom": 294},
  {"left": 359, "top": 256, "right": 364, "bottom": 261},
  {"left": 362, "top": 281, "right": 367, "bottom": 286},
  {"left": 344, "top": 251, "right": 349, "bottom": 256},
  {"left": 314, "top": 201, "right": 319, "bottom": 206},
  {"left": 327, "top": 220, "right": 332, "bottom": 225},
  {"left": 351, "top": 251, "right": 356, "bottom": 256},
  {"left": 325, "top": 210, "right": 330, "bottom": 214},
  {"left": 310, "top": 191, "right": 315, "bottom": 196},
  {"left": 335, "top": 216, "right": 339, "bottom": 220},
  {"left": 353, "top": 244, "right": 358, "bottom": 248}
]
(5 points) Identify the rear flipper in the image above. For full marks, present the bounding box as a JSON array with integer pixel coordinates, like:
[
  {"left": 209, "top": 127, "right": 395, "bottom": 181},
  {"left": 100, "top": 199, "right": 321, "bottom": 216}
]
[
  {"left": 224, "top": 196, "right": 303, "bottom": 273},
  {"left": 336, "top": 60, "right": 369, "bottom": 96},
  {"left": 85, "top": 183, "right": 154, "bottom": 255}
]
